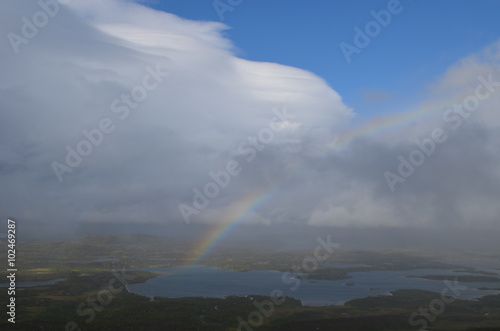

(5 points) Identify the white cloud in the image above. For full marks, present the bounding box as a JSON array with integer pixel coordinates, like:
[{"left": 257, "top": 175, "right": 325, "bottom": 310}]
[
  {"left": 1, "top": 0, "right": 499, "bottom": 235},
  {"left": 0, "top": 0, "right": 351, "bottom": 227}
]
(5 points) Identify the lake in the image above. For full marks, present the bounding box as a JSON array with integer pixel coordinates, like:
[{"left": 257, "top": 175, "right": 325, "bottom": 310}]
[
  {"left": 127, "top": 264, "right": 500, "bottom": 306},
  {"left": 0, "top": 278, "right": 64, "bottom": 288}
]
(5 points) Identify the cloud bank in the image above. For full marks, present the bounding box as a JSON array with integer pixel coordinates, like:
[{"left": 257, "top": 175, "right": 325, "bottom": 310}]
[{"left": 1, "top": 0, "right": 499, "bottom": 234}]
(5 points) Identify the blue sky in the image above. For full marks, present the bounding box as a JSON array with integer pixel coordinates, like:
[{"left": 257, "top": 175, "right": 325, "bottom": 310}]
[{"left": 142, "top": 0, "right": 500, "bottom": 122}]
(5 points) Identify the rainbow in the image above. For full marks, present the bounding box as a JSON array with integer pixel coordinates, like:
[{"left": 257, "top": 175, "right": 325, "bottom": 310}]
[
  {"left": 328, "top": 105, "right": 444, "bottom": 150},
  {"left": 187, "top": 186, "right": 280, "bottom": 266},
  {"left": 187, "top": 103, "right": 445, "bottom": 265}
]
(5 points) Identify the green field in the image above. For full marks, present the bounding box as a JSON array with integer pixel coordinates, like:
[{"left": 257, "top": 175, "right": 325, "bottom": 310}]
[{"left": 2, "top": 234, "right": 500, "bottom": 330}]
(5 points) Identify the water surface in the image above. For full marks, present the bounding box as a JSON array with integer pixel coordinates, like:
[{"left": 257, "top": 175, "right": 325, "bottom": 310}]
[
  {"left": 127, "top": 265, "right": 500, "bottom": 306},
  {"left": 0, "top": 278, "right": 64, "bottom": 288}
]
